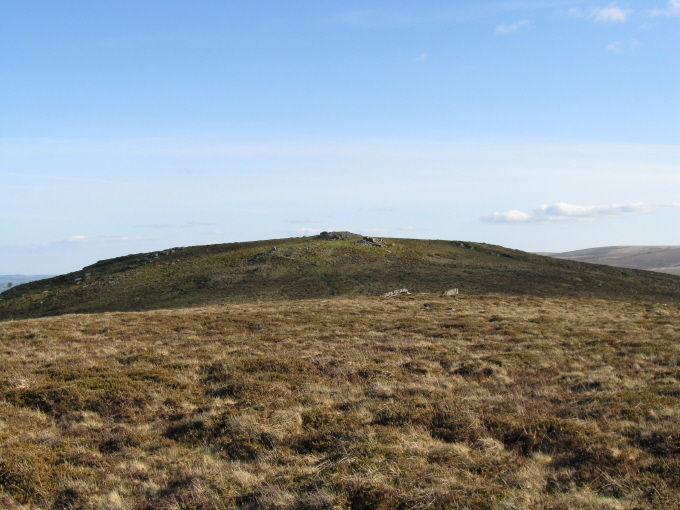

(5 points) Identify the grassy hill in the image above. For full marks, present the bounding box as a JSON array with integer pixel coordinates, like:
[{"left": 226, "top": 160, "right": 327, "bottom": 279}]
[
  {"left": 550, "top": 246, "right": 680, "bottom": 275},
  {"left": 1, "top": 294, "right": 678, "bottom": 509},
  {"left": 2, "top": 234, "right": 680, "bottom": 320}
]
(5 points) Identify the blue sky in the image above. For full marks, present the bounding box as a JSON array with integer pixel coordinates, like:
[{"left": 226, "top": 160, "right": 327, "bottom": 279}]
[{"left": 2, "top": 0, "right": 679, "bottom": 274}]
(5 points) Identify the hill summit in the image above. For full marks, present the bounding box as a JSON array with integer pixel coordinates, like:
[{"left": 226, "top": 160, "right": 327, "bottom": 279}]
[{"left": 2, "top": 235, "right": 680, "bottom": 320}]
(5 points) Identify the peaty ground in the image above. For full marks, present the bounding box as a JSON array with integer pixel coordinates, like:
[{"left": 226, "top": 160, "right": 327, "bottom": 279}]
[{"left": 0, "top": 295, "right": 679, "bottom": 509}]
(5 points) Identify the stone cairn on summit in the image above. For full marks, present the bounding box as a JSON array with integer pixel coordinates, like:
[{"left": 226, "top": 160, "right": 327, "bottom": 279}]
[{"left": 315, "top": 231, "right": 361, "bottom": 240}]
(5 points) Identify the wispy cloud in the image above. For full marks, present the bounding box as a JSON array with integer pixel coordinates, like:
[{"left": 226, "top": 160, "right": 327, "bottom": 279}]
[
  {"left": 607, "top": 41, "right": 624, "bottom": 52},
  {"left": 183, "top": 221, "right": 215, "bottom": 228},
  {"left": 495, "top": 20, "right": 530, "bottom": 34},
  {"left": 481, "top": 202, "right": 672, "bottom": 224},
  {"left": 606, "top": 39, "right": 640, "bottom": 52},
  {"left": 287, "top": 219, "right": 322, "bottom": 224},
  {"left": 592, "top": 3, "right": 632, "bottom": 22},
  {"left": 651, "top": 0, "right": 680, "bottom": 16},
  {"left": 137, "top": 223, "right": 172, "bottom": 229},
  {"left": 569, "top": 3, "right": 632, "bottom": 22},
  {"left": 136, "top": 221, "right": 215, "bottom": 229},
  {"left": 54, "top": 235, "right": 146, "bottom": 245},
  {"left": 411, "top": 52, "right": 429, "bottom": 61}
]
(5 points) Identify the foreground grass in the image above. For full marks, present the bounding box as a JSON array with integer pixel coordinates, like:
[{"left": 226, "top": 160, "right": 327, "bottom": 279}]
[{"left": 1, "top": 295, "right": 679, "bottom": 509}]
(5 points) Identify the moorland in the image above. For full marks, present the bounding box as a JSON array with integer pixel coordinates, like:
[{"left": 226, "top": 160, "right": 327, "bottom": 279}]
[
  {"left": 549, "top": 246, "right": 680, "bottom": 276},
  {"left": 1, "top": 235, "right": 679, "bottom": 509},
  {"left": 2, "top": 234, "right": 680, "bottom": 320}
]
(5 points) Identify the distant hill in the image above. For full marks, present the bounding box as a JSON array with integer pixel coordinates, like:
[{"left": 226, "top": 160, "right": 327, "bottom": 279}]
[
  {"left": 2, "top": 234, "right": 680, "bottom": 320},
  {"left": 549, "top": 246, "right": 680, "bottom": 274},
  {"left": 0, "top": 275, "right": 54, "bottom": 293}
]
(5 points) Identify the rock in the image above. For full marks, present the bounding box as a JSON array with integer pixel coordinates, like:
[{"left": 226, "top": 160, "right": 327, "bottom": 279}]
[
  {"left": 382, "top": 288, "right": 410, "bottom": 297},
  {"left": 354, "top": 236, "right": 384, "bottom": 247},
  {"left": 442, "top": 289, "right": 459, "bottom": 296},
  {"left": 316, "top": 231, "right": 361, "bottom": 240}
]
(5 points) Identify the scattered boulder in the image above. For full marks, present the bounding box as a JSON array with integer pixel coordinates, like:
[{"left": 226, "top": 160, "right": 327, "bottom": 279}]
[
  {"left": 382, "top": 288, "right": 410, "bottom": 297},
  {"left": 442, "top": 289, "right": 459, "bottom": 296},
  {"left": 354, "top": 236, "right": 384, "bottom": 247}
]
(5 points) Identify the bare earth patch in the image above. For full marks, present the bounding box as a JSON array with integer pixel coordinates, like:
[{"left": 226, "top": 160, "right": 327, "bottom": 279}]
[{"left": 1, "top": 295, "right": 679, "bottom": 509}]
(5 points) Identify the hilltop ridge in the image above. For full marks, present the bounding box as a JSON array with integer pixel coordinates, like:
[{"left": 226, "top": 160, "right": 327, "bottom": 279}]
[{"left": 2, "top": 235, "right": 680, "bottom": 320}]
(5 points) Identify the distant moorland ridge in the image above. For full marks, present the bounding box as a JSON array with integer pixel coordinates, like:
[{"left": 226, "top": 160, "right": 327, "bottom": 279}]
[
  {"left": 0, "top": 275, "right": 55, "bottom": 293},
  {"left": 549, "top": 245, "right": 680, "bottom": 275},
  {"left": 2, "top": 234, "right": 680, "bottom": 320}
]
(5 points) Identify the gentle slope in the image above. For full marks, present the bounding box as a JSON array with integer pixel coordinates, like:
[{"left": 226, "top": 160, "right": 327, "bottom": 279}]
[{"left": 2, "top": 235, "right": 680, "bottom": 320}]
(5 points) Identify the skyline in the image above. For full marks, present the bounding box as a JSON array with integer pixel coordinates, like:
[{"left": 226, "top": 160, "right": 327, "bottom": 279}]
[{"left": 2, "top": 1, "right": 679, "bottom": 274}]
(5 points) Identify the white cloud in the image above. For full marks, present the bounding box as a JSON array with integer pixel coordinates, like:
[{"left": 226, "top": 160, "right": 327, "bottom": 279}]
[
  {"left": 411, "top": 52, "right": 429, "bottom": 61},
  {"left": 483, "top": 210, "right": 533, "bottom": 223},
  {"left": 67, "top": 235, "right": 87, "bottom": 242},
  {"left": 567, "top": 7, "right": 585, "bottom": 18},
  {"left": 481, "top": 201, "right": 666, "bottom": 224},
  {"left": 495, "top": 20, "right": 530, "bottom": 34},
  {"left": 592, "top": 3, "right": 632, "bottom": 22},
  {"left": 651, "top": 0, "right": 680, "bottom": 16},
  {"left": 569, "top": 3, "right": 632, "bottom": 22}
]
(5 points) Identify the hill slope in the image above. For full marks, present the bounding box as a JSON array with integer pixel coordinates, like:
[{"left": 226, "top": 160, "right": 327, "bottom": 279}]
[
  {"left": 550, "top": 246, "right": 680, "bottom": 274},
  {"left": 2, "top": 234, "right": 680, "bottom": 320},
  {"left": 1, "top": 295, "right": 679, "bottom": 508}
]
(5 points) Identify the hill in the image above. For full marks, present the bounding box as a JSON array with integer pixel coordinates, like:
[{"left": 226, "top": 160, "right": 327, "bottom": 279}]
[
  {"left": 550, "top": 246, "right": 680, "bottom": 275},
  {"left": 1, "top": 294, "right": 678, "bottom": 509},
  {"left": 2, "top": 233, "right": 680, "bottom": 320}
]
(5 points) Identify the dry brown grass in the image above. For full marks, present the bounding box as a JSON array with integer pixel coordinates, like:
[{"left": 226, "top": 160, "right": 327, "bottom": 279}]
[{"left": 1, "top": 294, "right": 679, "bottom": 509}]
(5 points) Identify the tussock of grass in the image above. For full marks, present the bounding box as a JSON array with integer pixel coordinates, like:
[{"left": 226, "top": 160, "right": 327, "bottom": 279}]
[{"left": 0, "top": 295, "right": 679, "bottom": 508}]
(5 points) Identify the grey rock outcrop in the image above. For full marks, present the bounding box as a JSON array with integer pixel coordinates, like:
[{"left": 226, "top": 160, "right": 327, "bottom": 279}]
[{"left": 316, "top": 231, "right": 361, "bottom": 240}]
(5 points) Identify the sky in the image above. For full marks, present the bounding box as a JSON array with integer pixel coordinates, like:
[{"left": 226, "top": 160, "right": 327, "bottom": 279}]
[{"left": 1, "top": 0, "right": 679, "bottom": 274}]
